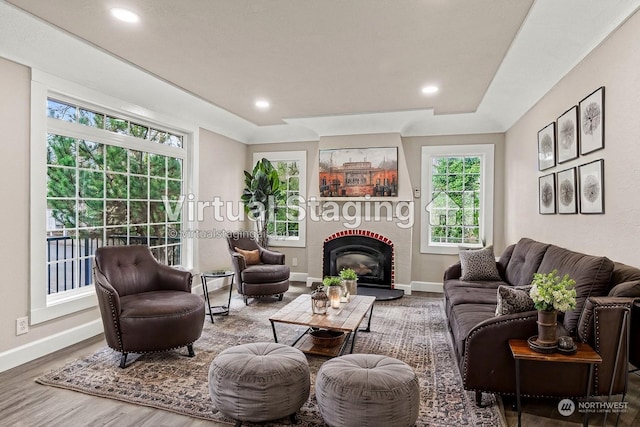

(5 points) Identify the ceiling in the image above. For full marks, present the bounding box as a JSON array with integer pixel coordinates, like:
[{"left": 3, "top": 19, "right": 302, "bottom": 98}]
[{"left": 3, "top": 0, "right": 640, "bottom": 143}]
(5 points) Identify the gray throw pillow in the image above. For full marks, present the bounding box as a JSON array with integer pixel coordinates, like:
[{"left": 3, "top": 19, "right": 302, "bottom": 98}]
[
  {"left": 608, "top": 280, "right": 640, "bottom": 297},
  {"left": 495, "top": 285, "right": 535, "bottom": 316},
  {"left": 459, "top": 246, "right": 501, "bottom": 281}
]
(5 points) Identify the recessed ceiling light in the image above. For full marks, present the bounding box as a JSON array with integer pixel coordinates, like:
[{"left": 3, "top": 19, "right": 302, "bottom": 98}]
[
  {"left": 255, "top": 99, "right": 270, "bottom": 110},
  {"left": 110, "top": 8, "right": 140, "bottom": 23},
  {"left": 421, "top": 85, "right": 439, "bottom": 95}
]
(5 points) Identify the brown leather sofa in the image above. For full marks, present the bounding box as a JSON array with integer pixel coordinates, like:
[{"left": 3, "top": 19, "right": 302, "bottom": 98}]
[
  {"left": 226, "top": 235, "right": 290, "bottom": 305},
  {"left": 443, "top": 238, "right": 640, "bottom": 403},
  {"left": 93, "top": 245, "right": 205, "bottom": 368}
]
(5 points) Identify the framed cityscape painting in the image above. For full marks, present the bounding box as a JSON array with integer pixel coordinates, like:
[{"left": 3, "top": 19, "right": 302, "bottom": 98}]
[
  {"left": 579, "top": 159, "right": 604, "bottom": 214},
  {"left": 538, "top": 122, "right": 556, "bottom": 171},
  {"left": 318, "top": 147, "right": 398, "bottom": 197},
  {"left": 579, "top": 87, "right": 605, "bottom": 155}
]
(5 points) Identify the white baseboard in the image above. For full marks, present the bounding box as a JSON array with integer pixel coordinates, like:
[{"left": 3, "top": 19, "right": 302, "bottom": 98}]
[
  {"left": 393, "top": 283, "right": 412, "bottom": 295},
  {"left": 306, "top": 276, "right": 322, "bottom": 288},
  {"left": 0, "top": 319, "right": 103, "bottom": 373},
  {"left": 410, "top": 281, "right": 444, "bottom": 293},
  {"left": 289, "top": 272, "right": 308, "bottom": 283}
]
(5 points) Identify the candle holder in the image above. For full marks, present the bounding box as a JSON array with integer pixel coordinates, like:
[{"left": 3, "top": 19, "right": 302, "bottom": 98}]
[
  {"left": 323, "top": 276, "right": 343, "bottom": 309},
  {"left": 311, "top": 287, "right": 329, "bottom": 315}
]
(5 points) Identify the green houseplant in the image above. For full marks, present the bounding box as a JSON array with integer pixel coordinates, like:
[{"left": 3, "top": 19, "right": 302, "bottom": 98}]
[
  {"left": 339, "top": 268, "right": 358, "bottom": 301},
  {"left": 529, "top": 270, "right": 577, "bottom": 347},
  {"left": 241, "top": 158, "right": 282, "bottom": 248},
  {"left": 323, "top": 276, "right": 343, "bottom": 309}
]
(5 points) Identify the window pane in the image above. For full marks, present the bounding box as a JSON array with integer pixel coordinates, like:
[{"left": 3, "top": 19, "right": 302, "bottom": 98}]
[
  {"left": 79, "top": 170, "right": 104, "bottom": 198},
  {"left": 167, "top": 157, "right": 182, "bottom": 179},
  {"left": 47, "top": 166, "right": 76, "bottom": 198},
  {"left": 129, "top": 150, "right": 148, "bottom": 175},
  {"left": 129, "top": 176, "right": 148, "bottom": 200},
  {"left": 130, "top": 122, "right": 149, "bottom": 139},
  {"left": 149, "top": 128, "right": 167, "bottom": 143},
  {"left": 168, "top": 134, "right": 183, "bottom": 148},
  {"left": 149, "top": 177, "right": 166, "bottom": 200},
  {"left": 47, "top": 99, "right": 76, "bottom": 122},
  {"left": 79, "top": 108, "right": 104, "bottom": 128},
  {"left": 106, "top": 227, "right": 128, "bottom": 245},
  {"left": 167, "top": 180, "right": 181, "bottom": 199},
  {"left": 150, "top": 202, "right": 167, "bottom": 223},
  {"left": 105, "top": 200, "right": 127, "bottom": 226},
  {"left": 79, "top": 200, "right": 104, "bottom": 227},
  {"left": 78, "top": 140, "right": 104, "bottom": 170},
  {"left": 149, "top": 154, "right": 166, "bottom": 177},
  {"left": 106, "top": 173, "right": 127, "bottom": 199},
  {"left": 106, "top": 116, "right": 129, "bottom": 135},
  {"left": 47, "top": 199, "right": 76, "bottom": 229},
  {"left": 106, "top": 146, "right": 127, "bottom": 172},
  {"left": 129, "top": 201, "right": 148, "bottom": 224},
  {"left": 47, "top": 134, "right": 76, "bottom": 166}
]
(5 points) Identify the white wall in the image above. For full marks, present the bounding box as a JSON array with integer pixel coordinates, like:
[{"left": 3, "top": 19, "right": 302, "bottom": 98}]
[
  {"left": 504, "top": 10, "right": 640, "bottom": 266},
  {"left": 197, "top": 128, "right": 247, "bottom": 273}
]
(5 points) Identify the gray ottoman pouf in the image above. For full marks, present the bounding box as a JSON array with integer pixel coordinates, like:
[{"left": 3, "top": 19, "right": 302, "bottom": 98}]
[
  {"left": 208, "top": 342, "right": 310, "bottom": 426},
  {"left": 315, "top": 354, "right": 420, "bottom": 427}
]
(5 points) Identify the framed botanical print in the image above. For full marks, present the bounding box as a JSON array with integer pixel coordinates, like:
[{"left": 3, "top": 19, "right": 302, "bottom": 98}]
[
  {"left": 557, "top": 106, "right": 579, "bottom": 163},
  {"left": 539, "top": 173, "right": 556, "bottom": 214},
  {"left": 579, "top": 87, "right": 605, "bottom": 155},
  {"left": 579, "top": 159, "right": 604, "bottom": 214},
  {"left": 557, "top": 167, "right": 577, "bottom": 214},
  {"left": 538, "top": 122, "right": 556, "bottom": 171}
]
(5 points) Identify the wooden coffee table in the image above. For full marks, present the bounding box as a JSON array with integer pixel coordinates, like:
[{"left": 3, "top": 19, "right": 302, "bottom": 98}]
[{"left": 269, "top": 294, "right": 376, "bottom": 357}]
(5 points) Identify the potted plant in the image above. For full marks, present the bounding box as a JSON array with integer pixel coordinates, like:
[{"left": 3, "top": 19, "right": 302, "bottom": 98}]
[
  {"left": 241, "top": 158, "right": 282, "bottom": 248},
  {"left": 339, "top": 268, "right": 358, "bottom": 301},
  {"left": 323, "top": 276, "right": 343, "bottom": 309},
  {"left": 529, "top": 270, "right": 577, "bottom": 347}
]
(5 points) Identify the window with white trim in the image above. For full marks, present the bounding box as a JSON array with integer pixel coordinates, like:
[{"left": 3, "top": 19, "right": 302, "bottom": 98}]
[
  {"left": 252, "top": 151, "right": 306, "bottom": 247},
  {"left": 30, "top": 72, "right": 193, "bottom": 324},
  {"left": 420, "top": 144, "right": 494, "bottom": 254}
]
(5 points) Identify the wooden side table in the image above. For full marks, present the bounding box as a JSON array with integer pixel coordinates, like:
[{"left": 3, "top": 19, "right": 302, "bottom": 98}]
[
  {"left": 508, "top": 339, "right": 602, "bottom": 427},
  {"left": 200, "top": 271, "right": 234, "bottom": 323}
]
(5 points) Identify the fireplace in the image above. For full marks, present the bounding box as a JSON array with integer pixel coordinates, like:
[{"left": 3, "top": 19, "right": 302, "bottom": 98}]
[{"left": 322, "top": 231, "right": 394, "bottom": 289}]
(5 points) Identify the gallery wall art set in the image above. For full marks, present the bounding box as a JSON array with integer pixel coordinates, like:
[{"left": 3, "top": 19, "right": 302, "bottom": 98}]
[{"left": 538, "top": 86, "right": 605, "bottom": 215}]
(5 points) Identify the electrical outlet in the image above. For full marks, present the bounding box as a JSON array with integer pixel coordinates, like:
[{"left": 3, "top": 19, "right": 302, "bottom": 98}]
[
  {"left": 16, "top": 317, "right": 28, "bottom": 335},
  {"left": 292, "top": 257, "right": 298, "bottom": 267}
]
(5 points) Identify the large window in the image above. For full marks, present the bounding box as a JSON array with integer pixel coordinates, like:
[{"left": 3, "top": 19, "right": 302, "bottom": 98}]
[
  {"left": 253, "top": 151, "right": 306, "bottom": 247},
  {"left": 31, "top": 72, "right": 192, "bottom": 323},
  {"left": 420, "top": 144, "right": 494, "bottom": 254}
]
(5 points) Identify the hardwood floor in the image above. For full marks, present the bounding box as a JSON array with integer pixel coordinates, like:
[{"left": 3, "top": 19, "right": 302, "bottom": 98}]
[{"left": 1, "top": 283, "right": 638, "bottom": 426}]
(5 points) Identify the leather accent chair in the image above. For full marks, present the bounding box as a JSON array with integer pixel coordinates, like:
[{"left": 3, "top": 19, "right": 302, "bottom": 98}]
[
  {"left": 226, "top": 235, "right": 290, "bottom": 305},
  {"left": 93, "top": 245, "right": 205, "bottom": 368}
]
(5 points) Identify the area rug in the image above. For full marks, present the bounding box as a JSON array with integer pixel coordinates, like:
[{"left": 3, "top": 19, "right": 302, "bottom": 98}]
[{"left": 36, "top": 293, "right": 505, "bottom": 426}]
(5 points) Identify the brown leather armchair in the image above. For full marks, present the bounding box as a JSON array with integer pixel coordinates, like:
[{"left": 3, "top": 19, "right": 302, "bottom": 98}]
[
  {"left": 226, "top": 235, "right": 290, "bottom": 305},
  {"left": 93, "top": 245, "right": 205, "bottom": 368}
]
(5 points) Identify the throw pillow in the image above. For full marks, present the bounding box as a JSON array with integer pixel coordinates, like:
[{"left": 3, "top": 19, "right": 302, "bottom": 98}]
[
  {"left": 459, "top": 246, "right": 501, "bottom": 281},
  {"left": 608, "top": 280, "right": 640, "bottom": 297},
  {"left": 495, "top": 285, "right": 535, "bottom": 316},
  {"left": 234, "top": 247, "right": 261, "bottom": 265}
]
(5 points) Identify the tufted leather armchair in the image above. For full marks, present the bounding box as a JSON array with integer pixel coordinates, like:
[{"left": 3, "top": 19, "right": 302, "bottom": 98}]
[
  {"left": 93, "top": 245, "right": 205, "bottom": 368},
  {"left": 226, "top": 235, "right": 290, "bottom": 305}
]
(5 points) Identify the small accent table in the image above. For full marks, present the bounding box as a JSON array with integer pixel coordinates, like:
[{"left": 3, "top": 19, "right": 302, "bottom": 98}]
[
  {"left": 508, "top": 339, "right": 602, "bottom": 427},
  {"left": 200, "top": 271, "right": 234, "bottom": 323}
]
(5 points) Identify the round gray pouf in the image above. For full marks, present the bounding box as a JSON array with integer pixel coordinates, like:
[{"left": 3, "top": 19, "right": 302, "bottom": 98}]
[
  {"left": 315, "top": 354, "right": 420, "bottom": 427},
  {"left": 208, "top": 342, "right": 310, "bottom": 426}
]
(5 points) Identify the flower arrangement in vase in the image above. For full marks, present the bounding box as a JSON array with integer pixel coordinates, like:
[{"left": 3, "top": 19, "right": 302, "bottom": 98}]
[
  {"left": 529, "top": 270, "right": 577, "bottom": 348},
  {"left": 339, "top": 268, "right": 358, "bottom": 301},
  {"left": 323, "top": 276, "right": 343, "bottom": 309}
]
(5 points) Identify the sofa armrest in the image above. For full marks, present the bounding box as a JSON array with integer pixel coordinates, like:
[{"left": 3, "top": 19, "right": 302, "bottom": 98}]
[
  {"left": 462, "top": 311, "right": 538, "bottom": 393},
  {"left": 260, "top": 247, "right": 285, "bottom": 265},
  {"left": 577, "top": 296, "right": 633, "bottom": 395},
  {"left": 443, "top": 262, "right": 462, "bottom": 280}
]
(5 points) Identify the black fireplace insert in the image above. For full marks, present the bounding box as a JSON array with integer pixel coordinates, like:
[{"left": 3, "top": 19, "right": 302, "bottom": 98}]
[{"left": 323, "top": 235, "right": 393, "bottom": 288}]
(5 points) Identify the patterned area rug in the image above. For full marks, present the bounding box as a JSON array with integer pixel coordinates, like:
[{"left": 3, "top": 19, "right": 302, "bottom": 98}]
[{"left": 36, "top": 292, "right": 505, "bottom": 426}]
